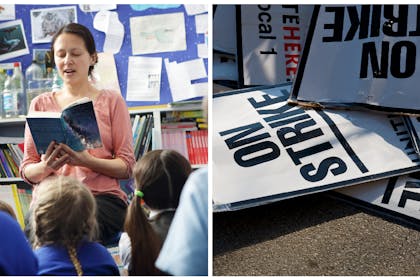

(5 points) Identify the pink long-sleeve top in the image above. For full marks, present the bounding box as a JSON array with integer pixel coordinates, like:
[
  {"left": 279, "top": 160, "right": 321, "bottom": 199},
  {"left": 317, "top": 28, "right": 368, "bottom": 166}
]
[{"left": 20, "top": 89, "right": 136, "bottom": 203}]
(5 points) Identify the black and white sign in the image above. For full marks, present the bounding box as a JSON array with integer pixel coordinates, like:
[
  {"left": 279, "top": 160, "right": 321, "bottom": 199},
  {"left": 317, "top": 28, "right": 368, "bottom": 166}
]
[
  {"left": 336, "top": 173, "right": 420, "bottom": 222},
  {"left": 239, "top": 5, "right": 313, "bottom": 86},
  {"left": 290, "top": 5, "right": 420, "bottom": 115},
  {"left": 404, "top": 116, "right": 420, "bottom": 155},
  {"left": 213, "top": 83, "right": 420, "bottom": 211}
]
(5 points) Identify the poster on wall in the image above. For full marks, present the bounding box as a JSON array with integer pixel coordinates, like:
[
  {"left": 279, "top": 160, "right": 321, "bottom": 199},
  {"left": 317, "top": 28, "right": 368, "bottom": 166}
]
[
  {"left": 30, "top": 6, "right": 77, "bottom": 44},
  {"left": 0, "top": 19, "right": 29, "bottom": 61},
  {"left": 239, "top": 5, "right": 313, "bottom": 86},
  {"left": 213, "top": 83, "right": 420, "bottom": 211},
  {"left": 290, "top": 5, "right": 420, "bottom": 115},
  {"left": 130, "top": 12, "right": 186, "bottom": 55}
]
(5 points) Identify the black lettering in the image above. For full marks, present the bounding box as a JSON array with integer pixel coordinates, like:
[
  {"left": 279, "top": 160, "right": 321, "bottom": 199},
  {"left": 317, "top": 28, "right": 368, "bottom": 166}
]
[
  {"left": 398, "top": 189, "right": 420, "bottom": 207},
  {"left": 259, "top": 24, "right": 273, "bottom": 34},
  {"left": 281, "top": 5, "right": 298, "bottom": 14},
  {"left": 370, "top": 5, "right": 382, "bottom": 37},
  {"left": 258, "top": 5, "right": 270, "bottom": 11},
  {"left": 283, "top": 15, "right": 299, "bottom": 24},
  {"left": 277, "top": 119, "right": 324, "bottom": 147},
  {"left": 260, "top": 48, "right": 277, "bottom": 55},
  {"left": 258, "top": 12, "right": 271, "bottom": 23},
  {"left": 300, "top": 156, "right": 347, "bottom": 182},
  {"left": 381, "top": 176, "right": 398, "bottom": 204},
  {"left": 248, "top": 93, "right": 287, "bottom": 109},
  {"left": 360, "top": 41, "right": 389, "bottom": 78},
  {"left": 286, "top": 141, "right": 333, "bottom": 165},
  {"left": 220, "top": 122, "right": 270, "bottom": 149},
  {"left": 345, "top": 5, "right": 370, "bottom": 41},
  {"left": 234, "top": 141, "right": 281, "bottom": 167},
  {"left": 383, "top": 5, "right": 408, "bottom": 37},
  {"left": 323, "top": 6, "right": 345, "bottom": 42},
  {"left": 390, "top": 40, "right": 416, "bottom": 78},
  {"left": 408, "top": 5, "right": 420, "bottom": 36}
]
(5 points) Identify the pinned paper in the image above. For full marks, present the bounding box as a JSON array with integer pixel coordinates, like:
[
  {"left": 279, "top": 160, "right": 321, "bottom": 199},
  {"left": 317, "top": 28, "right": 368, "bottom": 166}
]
[
  {"left": 165, "top": 58, "right": 207, "bottom": 102},
  {"left": 194, "top": 13, "right": 207, "bottom": 34},
  {"left": 184, "top": 5, "right": 208, "bottom": 15},
  {"left": 130, "top": 4, "right": 181, "bottom": 11},
  {"left": 130, "top": 13, "right": 186, "bottom": 55},
  {"left": 126, "top": 56, "right": 162, "bottom": 102},
  {"left": 93, "top": 10, "right": 124, "bottom": 54},
  {"left": 79, "top": 4, "right": 116, "bottom": 13},
  {"left": 0, "top": 4, "right": 15, "bottom": 21},
  {"left": 91, "top": 52, "right": 121, "bottom": 94}
]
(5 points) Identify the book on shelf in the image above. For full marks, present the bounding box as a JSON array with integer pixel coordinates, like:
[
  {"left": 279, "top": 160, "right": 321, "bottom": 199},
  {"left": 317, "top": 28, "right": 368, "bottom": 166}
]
[
  {"left": 26, "top": 97, "right": 102, "bottom": 154},
  {"left": 132, "top": 114, "right": 153, "bottom": 160},
  {"left": 137, "top": 115, "right": 154, "bottom": 160},
  {"left": 0, "top": 144, "right": 23, "bottom": 178},
  {"left": 0, "top": 184, "right": 25, "bottom": 228}
]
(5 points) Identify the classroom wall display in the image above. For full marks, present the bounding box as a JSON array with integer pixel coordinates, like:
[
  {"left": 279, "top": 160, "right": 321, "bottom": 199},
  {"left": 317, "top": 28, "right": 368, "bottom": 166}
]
[{"left": 0, "top": 4, "right": 208, "bottom": 108}]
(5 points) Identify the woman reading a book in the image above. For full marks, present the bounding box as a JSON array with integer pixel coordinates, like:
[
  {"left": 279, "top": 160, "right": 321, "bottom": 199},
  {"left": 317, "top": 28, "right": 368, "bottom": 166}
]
[{"left": 20, "top": 23, "right": 135, "bottom": 245}]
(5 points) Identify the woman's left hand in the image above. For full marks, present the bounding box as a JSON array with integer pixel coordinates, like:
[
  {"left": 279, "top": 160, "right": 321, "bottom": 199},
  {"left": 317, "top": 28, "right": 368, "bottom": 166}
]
[{"left": 58, "top": 144, "right": 92, "bottom": 167}]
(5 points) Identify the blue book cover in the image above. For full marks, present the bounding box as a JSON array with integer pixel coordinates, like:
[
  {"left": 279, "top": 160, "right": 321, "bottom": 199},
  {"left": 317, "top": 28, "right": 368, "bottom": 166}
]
[{"left": 26, "top": 97, "right": 102, "bottom": 154}]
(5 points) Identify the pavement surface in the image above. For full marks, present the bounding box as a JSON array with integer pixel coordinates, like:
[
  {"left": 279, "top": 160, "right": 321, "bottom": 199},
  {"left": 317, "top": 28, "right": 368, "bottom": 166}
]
[{"left": 213, "top": 191, "right": 420, "bottom": 276}]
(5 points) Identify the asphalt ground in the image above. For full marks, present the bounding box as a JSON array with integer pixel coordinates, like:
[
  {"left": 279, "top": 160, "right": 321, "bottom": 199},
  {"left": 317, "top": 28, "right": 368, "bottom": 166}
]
[{"left": 213, "top": 191, "right": 420, "bottom": 276}]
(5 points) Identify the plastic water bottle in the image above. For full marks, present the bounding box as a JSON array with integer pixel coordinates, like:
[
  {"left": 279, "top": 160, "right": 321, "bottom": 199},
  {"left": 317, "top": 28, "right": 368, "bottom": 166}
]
[
  {"left": 3, "top": 69, "right": 19, "bottom": 118},
  {"left": 0, "top": 68, "right": 5, "bottom": 118},
  {"left": 11, "top": 62, "right": 26, "bottom": 116},
  {"left": 25, "top": 60, "right": 44, "bottom": 109},
  {"left": 52, "top": 67, "right": 63, "bottom": 91}
]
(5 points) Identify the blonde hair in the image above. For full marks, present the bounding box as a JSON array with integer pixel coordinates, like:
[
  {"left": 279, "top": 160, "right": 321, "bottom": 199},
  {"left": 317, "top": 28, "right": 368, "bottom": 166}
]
[
  {"left": 0, "top": 200, "right": 17, "bottom": 220},
  {"left": 32, "top": 175, "right": 98, "bottom": 276}
]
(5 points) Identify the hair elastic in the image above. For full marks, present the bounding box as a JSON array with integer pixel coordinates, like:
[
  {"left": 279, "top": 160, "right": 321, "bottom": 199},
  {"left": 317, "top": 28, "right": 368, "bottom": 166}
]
[{"left": 134, "top": 190, "right": 144, "bottom": 198}]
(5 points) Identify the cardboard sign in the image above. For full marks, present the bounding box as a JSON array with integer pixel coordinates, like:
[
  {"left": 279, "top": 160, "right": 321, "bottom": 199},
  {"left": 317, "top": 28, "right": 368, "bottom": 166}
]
[
  {"left": 213, "top": 83, "right": 420, "bottom": 211},
  {"left": 239, "top": 5, "right": 313, "bottom": 86},
  {"left": 335, "top": 173, "right": 420, "bottom": 223},
  {"left": 290, "top": 5, "right": 420, "bottom": 115}
]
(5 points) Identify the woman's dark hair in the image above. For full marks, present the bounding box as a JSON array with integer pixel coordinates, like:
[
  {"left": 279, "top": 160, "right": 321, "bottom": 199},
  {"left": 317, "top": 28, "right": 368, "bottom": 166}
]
[
  {"left": 50, "top": 23, "right": 98, "bottom": 76},
  {"left": 124, "top": 149, "right": 192, "bottom": 275}
]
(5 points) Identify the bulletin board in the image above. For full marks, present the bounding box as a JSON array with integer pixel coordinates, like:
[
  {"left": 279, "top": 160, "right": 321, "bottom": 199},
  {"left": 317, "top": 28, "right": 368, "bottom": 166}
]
[{"left": 0, "top": 4, "right": 208, "bottom": 108}]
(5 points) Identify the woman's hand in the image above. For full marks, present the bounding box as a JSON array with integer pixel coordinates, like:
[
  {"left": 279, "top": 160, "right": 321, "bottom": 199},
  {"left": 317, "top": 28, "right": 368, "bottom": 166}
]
[
  {"left": 41, "top": 141, "right": 69, "bottom": 171},
  {"left": 58, "top": 144, "right": 92, "bottom": 167}
]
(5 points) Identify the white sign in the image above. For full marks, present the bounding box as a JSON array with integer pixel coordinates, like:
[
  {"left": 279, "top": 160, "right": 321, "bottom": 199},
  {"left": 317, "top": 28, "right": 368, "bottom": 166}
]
[
  {"left": 404, "top": 116, "right": 420, "bottom": 155},
  {"left": 213, "top": 84, "right": 420, "bottom": 211},
  {"left": 336, "top": 173, "right": 420, "bottom": 222},
  {"left": 290, "top": 5, "right": 420, "bottom": 115},
  {"left": 240, "top": 5, "right": 313, "bottom": 85}
]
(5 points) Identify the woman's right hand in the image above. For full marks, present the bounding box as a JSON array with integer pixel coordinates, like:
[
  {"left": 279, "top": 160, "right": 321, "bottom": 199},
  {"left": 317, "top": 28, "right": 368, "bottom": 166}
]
[{"left": 40, "top": 141, "right": 69, "bottom": 173}]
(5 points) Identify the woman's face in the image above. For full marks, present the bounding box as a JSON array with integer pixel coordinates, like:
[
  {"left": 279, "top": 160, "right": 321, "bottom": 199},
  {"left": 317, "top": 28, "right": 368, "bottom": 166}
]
[{"left": 53, "top": 33, "right": 95, "bottom": 86}]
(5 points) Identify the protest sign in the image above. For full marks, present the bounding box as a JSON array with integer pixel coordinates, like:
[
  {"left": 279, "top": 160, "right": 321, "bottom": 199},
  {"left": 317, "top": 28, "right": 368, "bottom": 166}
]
[
  {"left": 335, "top": 173, "right": 420, "bottom": 224},
  {"left": 239, "top": 5, "right": 313, "bottom": 86},
  {"left": 404, "top": 116, "right": 420, "bottom": 155},
  {"left": 290, "top": 5, "right": 420, "bottom": 115},
  {"left": 213, "top": 83, "right": 420, "bottom": 211}
]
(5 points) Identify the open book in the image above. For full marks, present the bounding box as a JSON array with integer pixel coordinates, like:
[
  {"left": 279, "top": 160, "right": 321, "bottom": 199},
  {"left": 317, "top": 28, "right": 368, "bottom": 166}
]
[{"left": 26, "top": 97, "right": 102, "bottom": 154}]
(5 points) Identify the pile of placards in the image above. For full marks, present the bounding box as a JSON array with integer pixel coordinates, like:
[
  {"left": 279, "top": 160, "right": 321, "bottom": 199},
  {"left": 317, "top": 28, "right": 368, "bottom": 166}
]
[{"left": 213, "top": 5, "right": 420, "bottom": 225}]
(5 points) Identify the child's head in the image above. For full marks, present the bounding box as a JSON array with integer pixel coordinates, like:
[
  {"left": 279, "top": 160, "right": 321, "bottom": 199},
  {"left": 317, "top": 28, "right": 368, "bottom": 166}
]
[
  {"left": 32, "top": 175, "right": 98, "bottom": 249},
  {"left": 132, "top": 149, "right": 192, "bottom": 210},
  {"left": 124, "top": 149, "right": 192, "bottom": 275},
  {"left": 0, "top": 200, "right": 16, "bottom": 220}
]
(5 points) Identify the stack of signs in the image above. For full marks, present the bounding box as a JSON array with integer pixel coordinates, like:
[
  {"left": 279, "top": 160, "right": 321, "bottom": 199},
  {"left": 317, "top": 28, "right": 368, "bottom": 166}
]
[{"left": 213, "top": 4, "right": 420, "bottom": 223}]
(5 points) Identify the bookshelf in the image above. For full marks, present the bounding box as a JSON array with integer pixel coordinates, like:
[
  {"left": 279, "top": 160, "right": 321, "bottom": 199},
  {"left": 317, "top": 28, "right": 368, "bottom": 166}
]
[{"left": 129, "top": 102, "right": 208, "bottom": 169}]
